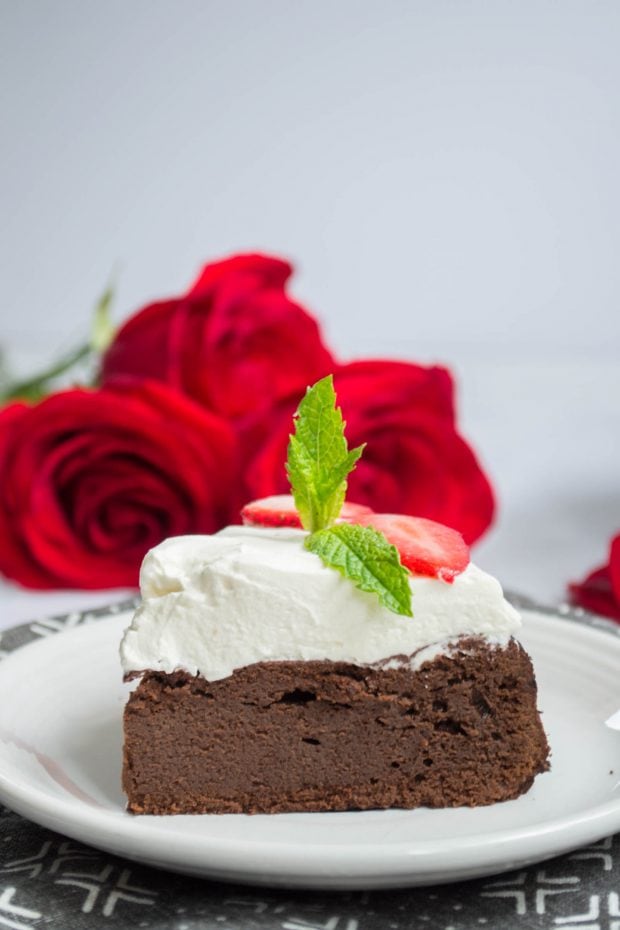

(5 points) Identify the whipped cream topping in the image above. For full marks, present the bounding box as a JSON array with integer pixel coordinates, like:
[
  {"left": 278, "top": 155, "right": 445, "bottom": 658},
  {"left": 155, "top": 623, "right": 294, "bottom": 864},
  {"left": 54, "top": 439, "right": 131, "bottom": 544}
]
[{"left": 120, "top": 526, "right": 521, "bottom": 682}]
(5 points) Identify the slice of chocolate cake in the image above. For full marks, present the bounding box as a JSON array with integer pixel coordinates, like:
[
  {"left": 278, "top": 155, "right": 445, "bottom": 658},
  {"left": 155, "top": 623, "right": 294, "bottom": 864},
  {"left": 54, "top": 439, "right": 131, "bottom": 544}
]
[
  {"left": 121, "top": 375, "right": 549, "bottom": 814},
  {"left": 120, "top": 525, "right": 549, "bottom": 814}
]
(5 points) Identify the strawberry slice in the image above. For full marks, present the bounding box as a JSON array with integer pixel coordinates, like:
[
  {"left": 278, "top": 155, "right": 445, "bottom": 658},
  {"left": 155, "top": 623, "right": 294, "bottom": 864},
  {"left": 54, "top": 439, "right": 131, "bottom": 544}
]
[
  {"left": 241, "top": 495, "right": 373, "bottom": 529},
  {"left": 357, "top": 513, "right": 469, "bottom": 582}
]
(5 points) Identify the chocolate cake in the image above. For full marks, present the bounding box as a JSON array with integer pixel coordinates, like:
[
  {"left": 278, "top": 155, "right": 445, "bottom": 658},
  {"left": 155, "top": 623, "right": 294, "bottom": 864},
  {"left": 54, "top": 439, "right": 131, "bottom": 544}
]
[{"left": 120, "top": 526, "right": 550, "bottom": 815}]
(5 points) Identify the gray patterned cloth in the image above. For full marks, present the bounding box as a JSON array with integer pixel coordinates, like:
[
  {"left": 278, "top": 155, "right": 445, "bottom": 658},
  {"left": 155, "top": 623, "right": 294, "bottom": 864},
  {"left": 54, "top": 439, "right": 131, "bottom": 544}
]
[
  {"left": 0, "top": 599, "right": 618, "bottom": 930},
  {"left": 0, "top": 809, "right": 618, "bottom": 930}
]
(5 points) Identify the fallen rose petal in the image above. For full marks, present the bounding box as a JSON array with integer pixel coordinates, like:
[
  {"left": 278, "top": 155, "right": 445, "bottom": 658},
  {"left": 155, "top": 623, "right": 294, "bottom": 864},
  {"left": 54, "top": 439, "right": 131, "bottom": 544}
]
[{"left": 569, "top": 533, "right": 620, "bottom": 620}]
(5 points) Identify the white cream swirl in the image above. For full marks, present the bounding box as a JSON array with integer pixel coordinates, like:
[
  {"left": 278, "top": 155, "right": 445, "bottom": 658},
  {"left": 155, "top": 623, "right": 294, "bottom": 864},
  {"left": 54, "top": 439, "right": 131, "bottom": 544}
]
[{"left": 120, "top": 526, "right": 520, "bottom": 681}]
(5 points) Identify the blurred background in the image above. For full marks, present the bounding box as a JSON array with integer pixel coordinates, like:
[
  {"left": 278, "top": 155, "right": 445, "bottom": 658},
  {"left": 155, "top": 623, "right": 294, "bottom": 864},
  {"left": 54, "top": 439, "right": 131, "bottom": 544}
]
[{"left": 1, "top": 0, "right": 619, "bottom": 619}]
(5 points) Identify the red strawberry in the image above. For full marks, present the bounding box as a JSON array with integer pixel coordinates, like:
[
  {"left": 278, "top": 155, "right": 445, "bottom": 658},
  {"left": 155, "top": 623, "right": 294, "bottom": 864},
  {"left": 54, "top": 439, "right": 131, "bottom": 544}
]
[
  {"left": 357, "top": 513, "right": 469, "bottom": 582},
  {"left": 241, "top": 495, "right": 373, "bottom": 529}
]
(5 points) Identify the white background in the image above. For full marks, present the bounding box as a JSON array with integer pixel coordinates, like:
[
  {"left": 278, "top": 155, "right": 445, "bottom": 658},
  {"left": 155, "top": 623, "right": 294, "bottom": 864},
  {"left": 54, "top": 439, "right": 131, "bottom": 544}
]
[{"left": 1, "top": 0, "right": 619, "bottom": 625}]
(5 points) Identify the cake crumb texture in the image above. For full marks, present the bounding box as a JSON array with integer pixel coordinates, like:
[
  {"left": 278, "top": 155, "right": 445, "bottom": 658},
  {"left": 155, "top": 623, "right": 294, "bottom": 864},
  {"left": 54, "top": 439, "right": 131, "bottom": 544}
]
[{"left": 122, "top": 638, "right": 550, "bottom": 814}]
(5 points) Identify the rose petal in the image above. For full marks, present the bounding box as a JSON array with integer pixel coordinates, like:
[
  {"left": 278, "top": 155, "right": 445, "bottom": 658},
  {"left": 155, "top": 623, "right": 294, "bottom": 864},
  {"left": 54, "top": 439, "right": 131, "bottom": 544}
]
[{"left": 570, "top": 533, "right": 620, "bottom": 621}]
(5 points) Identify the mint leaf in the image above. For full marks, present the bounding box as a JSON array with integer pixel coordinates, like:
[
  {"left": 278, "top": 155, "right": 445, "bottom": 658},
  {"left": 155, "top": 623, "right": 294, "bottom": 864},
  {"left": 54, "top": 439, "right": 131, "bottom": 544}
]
[
  {"left": 286, "top": 375, "right": 364, "bottom": 532},
  {"left": 305, "top": 523, "right": 413, "bottom": 617}
]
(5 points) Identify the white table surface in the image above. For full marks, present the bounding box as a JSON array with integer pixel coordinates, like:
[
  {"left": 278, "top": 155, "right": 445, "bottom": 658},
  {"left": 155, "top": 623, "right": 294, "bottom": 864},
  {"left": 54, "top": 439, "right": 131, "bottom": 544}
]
[{"left": 0, "top": 356, "right": 617, "bottom": 633}]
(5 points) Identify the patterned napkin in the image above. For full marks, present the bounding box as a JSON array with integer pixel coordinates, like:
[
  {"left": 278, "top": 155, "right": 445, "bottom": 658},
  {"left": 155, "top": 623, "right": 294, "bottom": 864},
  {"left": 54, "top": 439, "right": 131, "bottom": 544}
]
[{"left": 0, "top": 804, "right": 617, "bottom": 930}]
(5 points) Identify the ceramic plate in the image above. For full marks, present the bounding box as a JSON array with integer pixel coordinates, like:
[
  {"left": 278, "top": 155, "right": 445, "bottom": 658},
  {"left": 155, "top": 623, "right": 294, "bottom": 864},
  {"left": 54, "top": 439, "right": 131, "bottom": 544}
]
[{"left": 0, "top": 602, "right": 619, "bottom": 890}]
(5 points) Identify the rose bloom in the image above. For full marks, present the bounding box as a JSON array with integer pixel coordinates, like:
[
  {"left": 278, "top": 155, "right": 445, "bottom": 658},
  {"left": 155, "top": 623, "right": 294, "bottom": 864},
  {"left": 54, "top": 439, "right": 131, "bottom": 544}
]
[
  {"left": 101, "top": 252, "right": 335, "bottom": 422},
  {"left": 569, "top": 534, "right": 620, "bottom": 620},
  {"left": 0, "top": 381, "right": 237, "bottom": 589},
  {"left": 245, "top": 360, "right": 495, "bottom": 545}
]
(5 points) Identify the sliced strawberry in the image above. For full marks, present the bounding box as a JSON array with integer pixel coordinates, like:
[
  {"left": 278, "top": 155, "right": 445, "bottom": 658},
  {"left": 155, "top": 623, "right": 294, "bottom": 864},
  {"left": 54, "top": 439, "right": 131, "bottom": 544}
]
[
  {"left": 357, "top": 513, "right": 470, "bottom": 582},
  {"left": 241, "top": 495, "right": 305, "bottom": 528},
  {"left": 241, "top": 495, "right": 373, "bottom": 529}
]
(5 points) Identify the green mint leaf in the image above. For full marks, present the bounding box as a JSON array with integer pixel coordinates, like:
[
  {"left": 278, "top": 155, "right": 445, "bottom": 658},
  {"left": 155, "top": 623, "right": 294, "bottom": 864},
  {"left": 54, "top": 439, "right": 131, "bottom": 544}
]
[
  {"left": 305, "top": 523, "right": 413, "bottom": 617},
  {"left": 286, "top": 375, "right": 364, "bottom": 532}
]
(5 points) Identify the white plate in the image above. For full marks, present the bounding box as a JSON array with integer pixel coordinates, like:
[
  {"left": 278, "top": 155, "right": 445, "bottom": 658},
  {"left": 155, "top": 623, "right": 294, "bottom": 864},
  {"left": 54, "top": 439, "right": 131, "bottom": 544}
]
[{"left": 0, "top": 607, "right": 619, "bottom": 890}]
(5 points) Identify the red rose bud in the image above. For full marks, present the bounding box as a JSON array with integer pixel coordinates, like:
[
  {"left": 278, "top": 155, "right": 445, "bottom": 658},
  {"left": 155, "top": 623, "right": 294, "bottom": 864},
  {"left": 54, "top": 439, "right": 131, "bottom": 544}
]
[
  {"left": 0, "top": 381, "right": 238, "bottom": 589},
  {"left": 101, "top": 252, "right": 335, "bottom": 421}
]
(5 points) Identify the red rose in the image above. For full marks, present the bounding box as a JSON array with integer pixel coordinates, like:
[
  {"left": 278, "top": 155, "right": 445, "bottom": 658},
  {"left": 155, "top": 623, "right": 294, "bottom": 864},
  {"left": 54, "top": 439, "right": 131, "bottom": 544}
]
[
  {"left": 245, "top": 360, "right": 495, "bottom": 545},
  {"left": 0, "top": 381, "right": 237, "bottom": 589},
  {"left": 569, "top": 534, "right": 620, "bottom": 620},
  {"left": 101, "top": 252, "right": 335, "bottom": 421}
]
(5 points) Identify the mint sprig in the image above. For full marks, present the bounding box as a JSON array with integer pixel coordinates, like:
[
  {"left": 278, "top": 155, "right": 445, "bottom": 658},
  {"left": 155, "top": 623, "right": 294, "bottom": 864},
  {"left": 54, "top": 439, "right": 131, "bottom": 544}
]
[
  {"left": 306, "top": 524, "right": 413, "bottom": 616},
  {"left": 286, "top": 375, "right": 413, "bottom": 617},
  {"left": 286, "top": 375, "right": 364, "bottom": 532}
]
